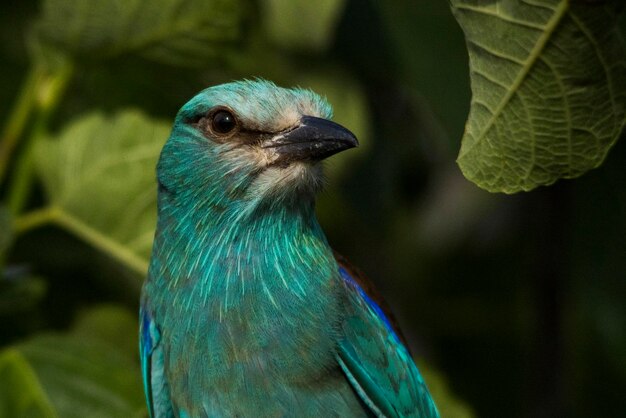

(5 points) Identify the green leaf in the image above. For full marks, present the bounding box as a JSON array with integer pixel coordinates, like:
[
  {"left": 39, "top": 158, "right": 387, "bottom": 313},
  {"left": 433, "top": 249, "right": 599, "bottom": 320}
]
[
  {"left": 34, "top": 0, "right": 249, "bottom": 67},
  {"left": 34, "top": 110, "right": 170, "bottom": 274},
  {"left": 261, "top": 0, "right": 346, "bottom": 51},
  {"left": 0, "top": 306, "right": 144, "bottom": 418},
  {"left": 451, "top": 0, "right": 626, "bottom": 193},
  {"left": 72, "top": 305, "right": 139, "bottom": 360},
  {"left": 0, "top": 349, "right": 57, "bottom": 418}
]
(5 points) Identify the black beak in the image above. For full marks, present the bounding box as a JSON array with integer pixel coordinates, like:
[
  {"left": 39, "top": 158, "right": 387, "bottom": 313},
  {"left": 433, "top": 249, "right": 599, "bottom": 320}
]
[{"left": 262, "top": 116, "right": 358, "bottom": 165}]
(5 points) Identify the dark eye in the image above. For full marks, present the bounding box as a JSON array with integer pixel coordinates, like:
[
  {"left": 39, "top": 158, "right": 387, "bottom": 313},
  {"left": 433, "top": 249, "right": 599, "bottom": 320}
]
[{"left": 211, "top": 110, "right": 236, "bottom": 134}]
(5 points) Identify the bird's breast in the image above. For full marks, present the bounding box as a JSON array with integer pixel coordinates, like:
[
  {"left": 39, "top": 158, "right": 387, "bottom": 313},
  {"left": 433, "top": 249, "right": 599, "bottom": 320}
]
[
  {"left": 217, "top": 278, "right": 341, "bottom": 381},
  {"left": 156, "top": 258, "right": 345, "bottom": 395},
  {"left": 147, "top": 211, "right": 354, "bottom": 412}
]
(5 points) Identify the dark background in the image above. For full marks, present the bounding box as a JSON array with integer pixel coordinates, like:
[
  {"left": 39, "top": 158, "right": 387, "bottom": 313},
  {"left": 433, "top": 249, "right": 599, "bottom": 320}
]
[{"left": 1, "top": 1, "right": 625, "bottom": 417}]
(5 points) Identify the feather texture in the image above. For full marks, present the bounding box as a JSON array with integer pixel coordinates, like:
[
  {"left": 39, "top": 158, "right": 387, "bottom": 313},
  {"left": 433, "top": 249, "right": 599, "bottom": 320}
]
[{"left": 336, "top": 266, "right": 439, "bottom": 418}]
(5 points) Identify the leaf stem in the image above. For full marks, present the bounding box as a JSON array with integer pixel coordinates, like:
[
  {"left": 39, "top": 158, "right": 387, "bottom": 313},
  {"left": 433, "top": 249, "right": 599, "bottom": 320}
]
[
  {"left": 15, "top": 206, "right": 149, "bottom": 276},
  {"left": 0, "top": 65, "right": 47, "bottom": 186},
  {"left": 12, "top": 206, "right": 57, "bottom": 234},
  {"left": 7, "top": 61, "right": 74, "bottom": 216},
  {"left": 53, "top": 210, "right": 149, "bottom": 276},
  {"left": 0, "top": 349, "right": 59, "bottom": 418}
]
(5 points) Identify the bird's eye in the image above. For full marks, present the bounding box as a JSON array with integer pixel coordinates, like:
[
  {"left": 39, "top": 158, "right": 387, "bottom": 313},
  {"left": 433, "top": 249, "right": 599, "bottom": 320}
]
[{"left": 211, "top": 110, "right": 237, "bottom": 134}]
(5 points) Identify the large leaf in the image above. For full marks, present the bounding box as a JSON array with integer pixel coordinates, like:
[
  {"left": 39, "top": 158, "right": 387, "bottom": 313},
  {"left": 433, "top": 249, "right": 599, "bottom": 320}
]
[
  {"left": 34, "top": 111, "right": 169, "bottom": 274},
  {"left": 451, "top": 0, "right": 626, "bottom": 193},
  {"left": 0, "top": 305, "right": 144, "bottom": 418},
  {"left": 34, "top": 0, "right": 249, "bottom": 67},
  {"left": 72, "top": 305, "right": 140, "bottom": 360},
  {"left": 0, "top": 349, "right": 57, "bottom": 418}
]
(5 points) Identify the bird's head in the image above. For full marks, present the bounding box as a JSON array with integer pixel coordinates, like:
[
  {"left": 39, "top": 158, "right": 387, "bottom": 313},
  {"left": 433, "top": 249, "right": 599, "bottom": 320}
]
[{"left": 157, "top": 79, "right": 358, "bottom": 212}]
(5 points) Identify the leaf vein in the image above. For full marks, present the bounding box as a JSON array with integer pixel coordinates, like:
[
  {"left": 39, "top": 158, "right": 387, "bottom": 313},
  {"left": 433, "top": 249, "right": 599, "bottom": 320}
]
[
  {"left": 521, "top": 0, "right": 556, "bottom": 12},
  {"left": 468, "top": 40, "right": 525, "bottom": 65},
  {"left": 458, "top": 0, "right": 569, "bottom": 160},
  {"left": 471, "top": 69, "right": 510, "bottom": 90},
  {"left": 454, "top": 4, "right": 546, "bottom": 30},
  {"left": 538, "top": 56, "right": 572, "bottom": 175},
  {"left": 569, "top": 11, "right": 619, "bottom": 136}
]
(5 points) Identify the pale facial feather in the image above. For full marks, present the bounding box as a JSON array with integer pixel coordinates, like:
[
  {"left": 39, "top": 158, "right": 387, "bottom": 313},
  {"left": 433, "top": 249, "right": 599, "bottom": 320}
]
[{"left": 215, "top": 91, "right": 331, "bottom": 200}]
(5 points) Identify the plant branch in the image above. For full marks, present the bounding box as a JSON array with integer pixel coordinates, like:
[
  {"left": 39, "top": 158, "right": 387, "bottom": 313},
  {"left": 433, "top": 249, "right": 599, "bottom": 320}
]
[{"left": 14, "top": 206, "right": 149, "bottom": 276}]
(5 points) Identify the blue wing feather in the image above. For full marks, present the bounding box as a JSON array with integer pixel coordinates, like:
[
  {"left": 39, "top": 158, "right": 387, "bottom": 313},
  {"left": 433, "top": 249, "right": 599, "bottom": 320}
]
[
  {"left": 336, "top": 263, "right": 439, "bottom": 418},
  {"left": 140, "top": 308, "right": 156, "bottom": 417},
  {"left": 339, "top": 267, "right": 402, "bottom": 344},
  {"left": 140, "top": 306, "right": 174, "bottom": 418}
]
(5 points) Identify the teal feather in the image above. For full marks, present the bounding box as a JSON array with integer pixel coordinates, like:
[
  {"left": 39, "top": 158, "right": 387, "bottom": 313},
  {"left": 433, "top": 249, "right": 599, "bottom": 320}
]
[
  {"left": 337, "top": 267, "right": 438, "bottom": 417},
  {"left": 140, "top": 79, "right": 439, "bottom": 417}
]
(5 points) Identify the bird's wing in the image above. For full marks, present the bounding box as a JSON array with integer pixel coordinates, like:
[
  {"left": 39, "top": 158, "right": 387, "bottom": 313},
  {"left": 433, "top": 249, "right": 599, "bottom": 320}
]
[
  {"left": 140, "top": 305, "right": 174, "bottom": 418},
  {"left": 335, "top": 255, "right": 439, "bottom": 418}
]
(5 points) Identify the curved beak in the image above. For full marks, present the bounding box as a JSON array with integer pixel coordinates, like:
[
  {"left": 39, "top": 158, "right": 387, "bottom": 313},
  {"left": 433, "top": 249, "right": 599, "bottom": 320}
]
[{"left": 262, "top": 116, "right": 358, "bottom": 165}]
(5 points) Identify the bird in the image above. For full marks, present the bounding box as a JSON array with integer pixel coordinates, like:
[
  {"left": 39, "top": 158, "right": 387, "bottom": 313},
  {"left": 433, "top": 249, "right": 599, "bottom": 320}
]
[{"left": 140, "top": 79, "right": 439, "bottom": 418}]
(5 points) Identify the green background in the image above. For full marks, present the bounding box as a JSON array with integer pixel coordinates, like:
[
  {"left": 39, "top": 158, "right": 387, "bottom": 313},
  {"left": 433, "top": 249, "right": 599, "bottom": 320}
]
[{"left": 1, "top": 1, "right": 625, "bottom": 417}]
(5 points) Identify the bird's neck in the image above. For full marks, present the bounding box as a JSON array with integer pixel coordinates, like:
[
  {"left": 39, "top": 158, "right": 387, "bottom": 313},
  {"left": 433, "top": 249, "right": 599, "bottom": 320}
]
[
  {"left": 147, "top": 192, "right": 345, "bottom": 392},
  {"left": 150, "top": 193, "right": 338, "bottom": 317}
]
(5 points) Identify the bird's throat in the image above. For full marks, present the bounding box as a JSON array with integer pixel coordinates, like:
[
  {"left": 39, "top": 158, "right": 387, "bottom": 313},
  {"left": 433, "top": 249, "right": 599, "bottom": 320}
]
[{"left": 150, "top": 196, "right": 338, "bottom": 318}]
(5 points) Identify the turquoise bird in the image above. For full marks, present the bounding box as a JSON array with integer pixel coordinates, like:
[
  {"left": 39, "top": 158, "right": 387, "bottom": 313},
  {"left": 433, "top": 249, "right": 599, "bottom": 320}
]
[{"left": 140, "top": 79, "right": 439, "bottom": 417}]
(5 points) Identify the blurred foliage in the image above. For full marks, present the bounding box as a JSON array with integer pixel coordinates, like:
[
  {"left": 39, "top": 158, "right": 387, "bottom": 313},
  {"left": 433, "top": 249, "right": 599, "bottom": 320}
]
[
  {"left": 34, "top": 0, "right": 249, "bottom": 67},
  {"left": 0, "top": 0, "right": 625, "bottom": 417},
  {"left": 261, "top": 0, "right": 345, "bottom": 51}
]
